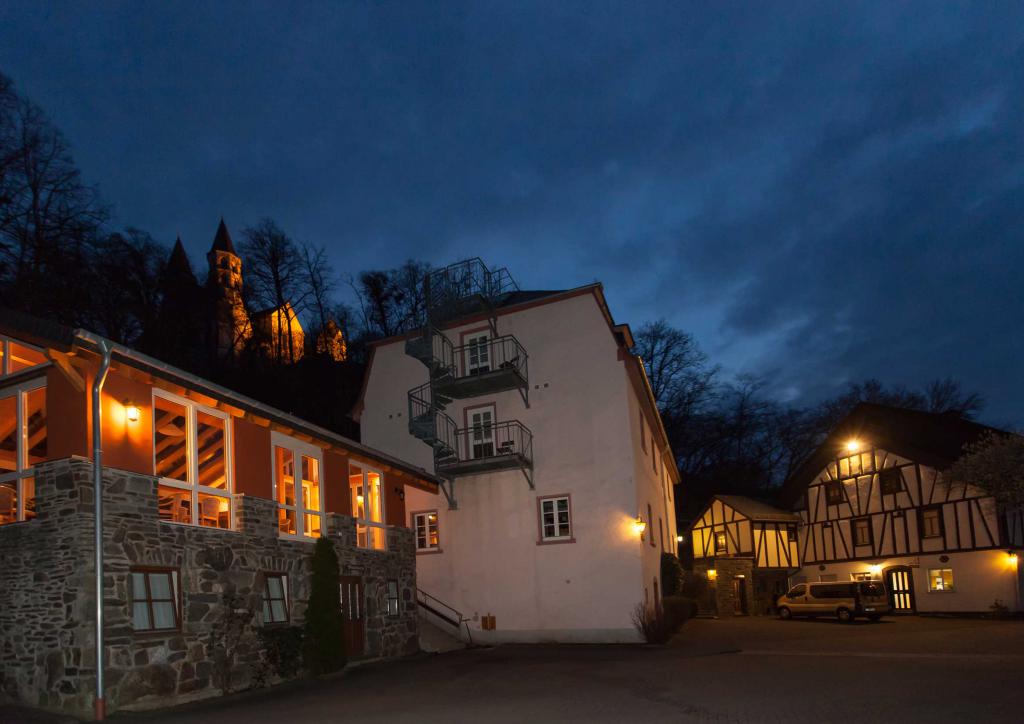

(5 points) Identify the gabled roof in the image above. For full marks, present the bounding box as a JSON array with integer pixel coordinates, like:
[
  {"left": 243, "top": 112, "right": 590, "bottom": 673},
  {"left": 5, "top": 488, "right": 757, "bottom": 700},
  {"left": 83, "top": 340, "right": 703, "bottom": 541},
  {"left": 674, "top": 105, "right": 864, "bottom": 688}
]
[
  {"left": 209, "top": 218, "right": 236, "bottom": 255},
  {"left": 781, "top": 403, "right": 1010, "bottom": 505},
  {"left": 713, "top": 495, "right": 800, "bottom": 522}
]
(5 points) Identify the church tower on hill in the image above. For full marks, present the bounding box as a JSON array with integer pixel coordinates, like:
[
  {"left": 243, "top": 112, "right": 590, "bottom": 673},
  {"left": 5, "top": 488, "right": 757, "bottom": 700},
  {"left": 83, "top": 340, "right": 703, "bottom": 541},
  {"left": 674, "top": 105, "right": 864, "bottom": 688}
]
[{"left": 206, "top": 219, "right": 252, "bottom": 359}]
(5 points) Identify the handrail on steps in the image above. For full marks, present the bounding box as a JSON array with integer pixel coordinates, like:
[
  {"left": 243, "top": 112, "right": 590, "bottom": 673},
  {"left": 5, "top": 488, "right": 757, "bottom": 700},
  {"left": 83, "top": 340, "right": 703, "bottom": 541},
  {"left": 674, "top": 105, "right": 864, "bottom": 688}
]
[{"left": 416, "top": 588, "right": 474, "bottom": 645}]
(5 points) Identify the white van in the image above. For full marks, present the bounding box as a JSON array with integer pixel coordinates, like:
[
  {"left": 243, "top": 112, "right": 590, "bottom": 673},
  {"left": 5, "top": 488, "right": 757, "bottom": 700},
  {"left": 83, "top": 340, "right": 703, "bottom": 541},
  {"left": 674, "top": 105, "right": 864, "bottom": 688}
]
[{"left": 777, "top": 581, "right": 890, "bottom": 622}]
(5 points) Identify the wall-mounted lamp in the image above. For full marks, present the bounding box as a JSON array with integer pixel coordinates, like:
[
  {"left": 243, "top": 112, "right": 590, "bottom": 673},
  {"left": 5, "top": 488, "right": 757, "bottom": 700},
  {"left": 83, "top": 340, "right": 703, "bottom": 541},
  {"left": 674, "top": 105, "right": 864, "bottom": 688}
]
[
  {"left": 868, "top": 564, "right": 882, "bottom": 577},
  {"left": 845, "top": 438, "right": 861, "bottom": 453},
  {"left": 124, "top": 400, "right": 141, "bottom": 423},
  {"left": 633, "top": 516, "right": 647, "bottom": 538},
  {"left": 707, "top": 569, "right": 717, "bottom": 581},
  {"left": 1007, "top": 552, "right": 1019, "bottom": 569},
  {"left": 676, "top": 534, "right": 684, "bottom": 543}
]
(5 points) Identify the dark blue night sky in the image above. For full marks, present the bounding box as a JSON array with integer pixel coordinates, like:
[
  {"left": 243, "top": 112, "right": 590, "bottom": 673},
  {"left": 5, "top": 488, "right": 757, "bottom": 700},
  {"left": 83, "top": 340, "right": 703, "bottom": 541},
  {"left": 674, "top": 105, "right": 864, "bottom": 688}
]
[{"left": 1, "top": 2, "right": 1021, "bottom": 425}]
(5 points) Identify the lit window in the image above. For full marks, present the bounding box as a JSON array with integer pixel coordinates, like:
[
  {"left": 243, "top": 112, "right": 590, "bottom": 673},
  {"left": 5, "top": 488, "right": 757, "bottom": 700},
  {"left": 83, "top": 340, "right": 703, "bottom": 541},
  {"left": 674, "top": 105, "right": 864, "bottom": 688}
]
[
  {"left": 272, "top": 433, "right": 324, "bottom": 539},
  {"left": 262, "top": 573, "right": 289, "bottom": 624},
  {"left": 413, "top": 511, "right": 439, "bottom": 551},
  {"left": 350, "top": 463, "right": 386, "bottom": 550},
  {"left": 853, "top": 518, "right": 872, "bottom": 546},
  {"left": 154, "top": 391, "right": 231, "bottom": 528},
  {"left": 0, "top": 337, "right": 47, "bottom": 377},
  {"left": 825, "top": 481, "right": 844, "bottom": 505},
  {"left": 386, "top": 580, "right": 399, "bottom": 617},
  {"left": 928, "top": 568, "right": 954, "bottom": 592},
  {"left": 131, "top": 569, "right": 180, "bottom": 632},
  {"left": 715, "top": 531, "right": 728, "bottom": 554},
  {"left": 0, "top": 382, "right": 45, "bottom": 525},
  {"left": 851, "top": 572, "right": 874, "bottom": 581},
  {"left": 786, "top": 525, "right": 798, "bottom": 542},
  {"left": 920, "top": 507, "right": 943, "bottom": 539},
  {"left": 538, "top": 495, "right": 572, "bottom": 542}
]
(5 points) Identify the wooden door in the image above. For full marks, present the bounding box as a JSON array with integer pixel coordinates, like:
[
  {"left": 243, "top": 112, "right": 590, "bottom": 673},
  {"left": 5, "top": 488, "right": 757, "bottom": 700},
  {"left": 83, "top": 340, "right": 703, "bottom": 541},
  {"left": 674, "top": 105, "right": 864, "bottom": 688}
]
[
  {"left": 732, "top": 577, "right": 748, "bottom": 615},
  {"left": 339, "top": 576, "right": 365, "bottom": 656},
  {"left": 886, "top": 567, "right": 915, "bottom": 612}
]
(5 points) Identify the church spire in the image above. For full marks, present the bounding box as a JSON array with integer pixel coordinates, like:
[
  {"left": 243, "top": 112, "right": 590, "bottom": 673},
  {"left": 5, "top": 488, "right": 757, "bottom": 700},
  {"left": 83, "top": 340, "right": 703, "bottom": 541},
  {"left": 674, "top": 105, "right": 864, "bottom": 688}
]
[{"left": 210, "top": 217, "right": 236, "bottom": 255}]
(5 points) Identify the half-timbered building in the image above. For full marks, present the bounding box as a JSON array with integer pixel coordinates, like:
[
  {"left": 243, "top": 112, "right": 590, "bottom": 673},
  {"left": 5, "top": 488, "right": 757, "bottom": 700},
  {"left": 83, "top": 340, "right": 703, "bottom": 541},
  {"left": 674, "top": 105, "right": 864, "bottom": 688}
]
[
  {"left": 782, "top": 403, "right": 1023, "bottom": 614},
  {"left": 689, "top": 495, "right": 800, "bottom": 615}
]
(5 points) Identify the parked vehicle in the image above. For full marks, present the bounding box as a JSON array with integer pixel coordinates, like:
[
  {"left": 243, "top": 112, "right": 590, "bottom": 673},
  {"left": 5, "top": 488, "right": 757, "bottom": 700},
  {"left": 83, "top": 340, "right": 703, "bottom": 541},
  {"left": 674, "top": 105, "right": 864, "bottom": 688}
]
[{"left": 776, "top": 581, "right": 890, "bottom": 622}]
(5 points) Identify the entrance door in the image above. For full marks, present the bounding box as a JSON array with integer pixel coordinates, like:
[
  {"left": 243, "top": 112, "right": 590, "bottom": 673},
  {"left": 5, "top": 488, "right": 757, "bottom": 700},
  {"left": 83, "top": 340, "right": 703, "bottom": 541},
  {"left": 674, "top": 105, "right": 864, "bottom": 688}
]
[
  {"left": 468, "top": 406, "right": 495, "bottom": 459},
  {"left": 339, "top": 576, "right": 365, "bottom": 656},
  {"left": 732, "top": 577, "right": 748, "bottom": 615},
  {"left": 886, "top": 567, "right": 915, "bottom": 612}
]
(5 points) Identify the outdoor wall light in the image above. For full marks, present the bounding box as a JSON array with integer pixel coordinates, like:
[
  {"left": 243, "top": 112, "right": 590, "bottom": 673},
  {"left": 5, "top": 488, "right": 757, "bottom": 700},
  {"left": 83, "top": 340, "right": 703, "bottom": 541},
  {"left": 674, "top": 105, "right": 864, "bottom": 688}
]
[
  {"left": 868, "top": 564, "right": 882, "bottom": 576},
  {"left": 707, "top": 569, "right": 717, "bottom": 580},
  {"left": 845, "top": 438, "right": 861, "bottom": 453},
  {"left": 123, "top": 401, "right": 141, "bottom": 423},
  {"left": 1007, "top": 552, "right": 1019, "bottom": 569},
  {"left": 633, "top": 516, "right": 647, "bottom": 538},
  {"left": 676, "top": 534, "right": 684, "bottom": 543}
]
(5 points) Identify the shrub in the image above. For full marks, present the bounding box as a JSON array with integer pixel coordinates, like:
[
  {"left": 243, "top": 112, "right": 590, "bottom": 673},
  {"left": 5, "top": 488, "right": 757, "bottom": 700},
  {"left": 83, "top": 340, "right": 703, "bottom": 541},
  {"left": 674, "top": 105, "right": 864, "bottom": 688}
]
[
  {"left": 660, "top": 553, "right": 684, "bottom": 597},
  {"left": 989, "top": 599, "right": 1011, "bottom": 619},
  {"left": 631, "top": 602, "right": 676, "bottom": 644},
  {"left": 662, "top": 595, "right": 698, "bottom": 629},
  {"left": 303, "top": 537, "right": 346, "bottom": 674},
  {"left": 208, "top": 589, "right": 254, "bottom": 694},
  {"left": 256, "top": 625, "right": 306, "bottom": 685}
]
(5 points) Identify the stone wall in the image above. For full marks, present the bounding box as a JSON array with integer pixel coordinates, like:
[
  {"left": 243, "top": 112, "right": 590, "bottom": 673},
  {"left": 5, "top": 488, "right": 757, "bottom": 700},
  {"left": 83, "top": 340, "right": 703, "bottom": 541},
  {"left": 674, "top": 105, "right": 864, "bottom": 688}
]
[
  {"left": 0, "top": 457, "right": 418, "bottom": 717},
  {"left": 710, "top": 557, "right": 755, "bottom": 617}
]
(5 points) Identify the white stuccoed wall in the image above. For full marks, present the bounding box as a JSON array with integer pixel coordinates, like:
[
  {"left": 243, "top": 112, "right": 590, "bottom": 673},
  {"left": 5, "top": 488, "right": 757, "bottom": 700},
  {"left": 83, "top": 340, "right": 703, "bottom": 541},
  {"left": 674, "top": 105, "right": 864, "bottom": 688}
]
[{"left": 361, "top": 290, "right": 674, "bottom": 642}]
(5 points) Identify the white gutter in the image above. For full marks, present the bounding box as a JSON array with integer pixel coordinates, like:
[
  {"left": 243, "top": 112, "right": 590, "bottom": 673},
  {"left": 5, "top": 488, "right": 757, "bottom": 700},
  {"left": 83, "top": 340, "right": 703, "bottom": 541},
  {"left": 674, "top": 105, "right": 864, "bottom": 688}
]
[
  {"left": 69, "top": 329, "right": 440, "bottom": 486},
  {"left": 91, "top": 340, "right": 112, "bottom": 721}
]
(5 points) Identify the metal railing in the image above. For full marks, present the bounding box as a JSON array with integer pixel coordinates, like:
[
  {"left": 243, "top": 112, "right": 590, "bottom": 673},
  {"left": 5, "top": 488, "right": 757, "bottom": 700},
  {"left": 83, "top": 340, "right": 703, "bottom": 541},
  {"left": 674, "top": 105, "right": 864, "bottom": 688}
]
[
  {"left": 448, "top": 334, "right": 528, "bottom": 382},
  {"left": 407, "top": 383, "right": 458, "bottom": 451},
  {"left": 447, "top": 419, "right": 533, "bottom": 468},
  {"left": 416, "top": 588, "right": 473, "bottom": 644},
  {"left": 425, "top": 258, "right": 519, "bottom": 323}
]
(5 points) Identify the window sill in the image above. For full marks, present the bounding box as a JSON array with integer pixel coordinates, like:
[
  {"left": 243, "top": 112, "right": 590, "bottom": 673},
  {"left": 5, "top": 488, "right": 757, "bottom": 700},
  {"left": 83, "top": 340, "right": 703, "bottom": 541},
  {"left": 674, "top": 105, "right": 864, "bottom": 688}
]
[
  {"left": 927, "top": 589, "right": 956, "bottom": 594},
  {"left": 158, "top": 520, "right": 237, "bottom": 534},
  {"left": 132, "top": 628, "right": 181, "bottom": 639},
  {"left": 537, "top": 537, "right": 575, "bottom": 546},
  {"left": 416, "top": 548, "right": 443, "bottom": 555},
  {"left": 278, "top": 533, "right": 318, "bottom": 543}
]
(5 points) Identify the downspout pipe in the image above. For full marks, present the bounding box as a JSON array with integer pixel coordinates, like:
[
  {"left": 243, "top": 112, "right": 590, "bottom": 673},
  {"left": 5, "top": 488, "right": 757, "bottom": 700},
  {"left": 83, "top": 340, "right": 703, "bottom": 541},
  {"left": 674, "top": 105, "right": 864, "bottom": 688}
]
[{"left": 92, "top": 340, "right": 112, "bottom": 722}]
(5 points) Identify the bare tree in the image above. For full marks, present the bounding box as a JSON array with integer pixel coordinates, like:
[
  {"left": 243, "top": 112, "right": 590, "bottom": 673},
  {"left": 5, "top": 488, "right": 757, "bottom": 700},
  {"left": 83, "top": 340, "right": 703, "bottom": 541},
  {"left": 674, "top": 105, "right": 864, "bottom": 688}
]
[
  {"left": 240, "top": 219, "right": 304, "bottom": 363},
  {"left": 923, "top": 377, "right": 984, "bottom": 418},
  {"left": 633, "top": 319, "right": 717, "bottom": 415},
  {"left": 0, "top": 72, "right": 108, "bottom": 320},
  {"left": 299, "top": 241, "right": 336, "bottom": 334}
]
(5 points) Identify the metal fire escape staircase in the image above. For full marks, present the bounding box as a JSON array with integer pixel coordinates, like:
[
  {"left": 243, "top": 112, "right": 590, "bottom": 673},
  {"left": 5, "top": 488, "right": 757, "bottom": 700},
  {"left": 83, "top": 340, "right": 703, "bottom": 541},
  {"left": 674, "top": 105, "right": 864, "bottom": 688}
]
[{"left": 405, "top": 258, "right": 533, "bottom": 508}]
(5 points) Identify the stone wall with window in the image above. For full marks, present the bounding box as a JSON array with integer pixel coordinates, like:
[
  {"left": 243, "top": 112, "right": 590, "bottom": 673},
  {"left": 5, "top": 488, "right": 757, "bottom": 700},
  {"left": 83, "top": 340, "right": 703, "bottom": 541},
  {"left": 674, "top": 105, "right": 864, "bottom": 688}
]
[{"left": 0, "top": 456, "right": 417, "bottom": 718}]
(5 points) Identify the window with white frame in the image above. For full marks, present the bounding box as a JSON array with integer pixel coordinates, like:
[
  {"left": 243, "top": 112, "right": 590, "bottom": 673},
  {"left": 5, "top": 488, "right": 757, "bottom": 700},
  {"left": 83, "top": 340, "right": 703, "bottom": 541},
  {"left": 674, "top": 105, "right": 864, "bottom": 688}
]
[
  {"left": 413, "top": 510, "right": 439, "bottom": 551},
  {"left": 465, "top": 332, "right": 491, "bottom": 375},
  {"left": 272, "top": 432, "right": 324, "bottom": 539},
  {"left": 153, "top": 391, "right": 232, "bottom": 529},
  {"left": 0, "top": 337, "right": 47, "bottom": 378},
  {"left": 467, "top": 405, "right": 495, "bottom": 459},
  {"left": 350, "top": 462, "right": 386, "bottom": 550},
  {"left": 0, "top": 381, "right": 46, "bottom": 525},
  {"left": 262, "top": 573, "right": 290, "bottom": 624},
  {"left": 538, "top": 495, "right": 572, "bottom": 542}
]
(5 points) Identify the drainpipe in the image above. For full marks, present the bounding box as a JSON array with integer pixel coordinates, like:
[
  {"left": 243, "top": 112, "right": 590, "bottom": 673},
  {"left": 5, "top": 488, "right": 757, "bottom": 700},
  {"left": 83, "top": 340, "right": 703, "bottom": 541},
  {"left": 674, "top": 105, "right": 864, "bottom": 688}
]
[{"left": 92, "top": 341, "right": 112, "bottom": 722}]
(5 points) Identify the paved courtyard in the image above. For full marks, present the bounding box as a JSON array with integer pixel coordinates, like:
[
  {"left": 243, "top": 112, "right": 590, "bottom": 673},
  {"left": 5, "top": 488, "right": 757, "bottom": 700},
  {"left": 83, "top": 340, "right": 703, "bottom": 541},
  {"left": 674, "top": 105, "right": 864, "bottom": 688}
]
[{"left": 3, "top": 617, "right": 1022, "bottom": 723}]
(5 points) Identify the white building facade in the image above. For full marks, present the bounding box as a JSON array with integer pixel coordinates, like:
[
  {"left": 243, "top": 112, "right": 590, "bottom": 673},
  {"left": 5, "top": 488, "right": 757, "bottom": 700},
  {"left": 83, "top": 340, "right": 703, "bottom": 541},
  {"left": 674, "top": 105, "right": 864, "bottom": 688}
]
[{"left": 355, "top": 260, "right": 679, "bottom": 642}]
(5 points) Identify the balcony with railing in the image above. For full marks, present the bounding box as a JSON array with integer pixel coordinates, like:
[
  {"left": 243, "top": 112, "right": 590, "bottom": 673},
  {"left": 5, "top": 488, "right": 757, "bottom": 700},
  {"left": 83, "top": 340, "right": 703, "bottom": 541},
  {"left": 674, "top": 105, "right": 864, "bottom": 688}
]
[
  {"left": 435, "top": 419, "right": 533, "bottom": 477},
  {"left": 425, "top": 258, "right": 519, "bottom": 326}
]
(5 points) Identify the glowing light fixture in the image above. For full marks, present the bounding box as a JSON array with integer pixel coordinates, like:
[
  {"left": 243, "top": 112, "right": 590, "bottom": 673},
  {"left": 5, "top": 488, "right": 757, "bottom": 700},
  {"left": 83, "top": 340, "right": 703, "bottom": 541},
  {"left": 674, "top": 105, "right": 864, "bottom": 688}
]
[
  {"left": 676, "top": 534, "right": 684, "bottom": 543},
  {"left": 868, "top": 564, "right": 882, "bottom": 576},
  {"left": 124, "top": 401, "right": 141, "bottom": 423},
  {"left": 1008, "top": 552, "right": 1019, "bottom": 569},
  {"left": 707, "top": 569, "right": 717, "bottom": 580},
  {"left": 845, "top": 438, "right": 861, "bottom": 453},
  {"left": 633, "top": 516, "right": 647, "bottom": 537}
]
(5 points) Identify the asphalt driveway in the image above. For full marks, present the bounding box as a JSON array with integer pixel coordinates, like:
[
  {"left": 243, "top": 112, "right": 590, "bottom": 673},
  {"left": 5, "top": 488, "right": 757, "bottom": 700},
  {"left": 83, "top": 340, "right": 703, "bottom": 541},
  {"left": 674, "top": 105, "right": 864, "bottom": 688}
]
[{"left": 4, "top": 616, "right": 1022, "bottom": 724}]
